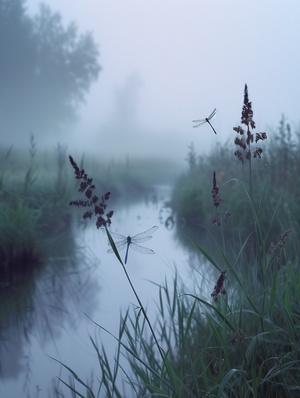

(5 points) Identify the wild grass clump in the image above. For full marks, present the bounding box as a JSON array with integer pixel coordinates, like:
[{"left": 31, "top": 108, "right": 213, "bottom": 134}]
[
  {"left": 55, "top": 84, "right": 300, "bottom": 398},
  {"left": 0, "top": 138, "right": 75, "bottom": 282},
  {"left": 171, "top": 92, "right": 300, "bottom": 262},
  {"left": 0, "top": 197, "right": 39, "bottom": 281}
]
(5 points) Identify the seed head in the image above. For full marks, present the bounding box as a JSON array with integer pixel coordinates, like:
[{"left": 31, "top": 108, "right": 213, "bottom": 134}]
[
  {"left": 69, "top": 155, "right": 114, "bottom": 228},
  {"left": 233, "top": 84, "right": 267, "bottom": 163},
  {"left": 211, "top": 171, "right": 224, "bottom": 208},
  {"left": 211, "top": 270, "right": 227, "bottom": 302}
]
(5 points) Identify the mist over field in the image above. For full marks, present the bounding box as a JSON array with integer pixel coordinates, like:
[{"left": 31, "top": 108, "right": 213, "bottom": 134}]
[{"left": 2, "top": 0, "right": 300, "bottom": 164}]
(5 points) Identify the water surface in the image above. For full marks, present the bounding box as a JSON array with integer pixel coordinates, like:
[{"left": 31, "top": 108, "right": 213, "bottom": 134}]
[{"left": 0, "top": 185, "right": 210, "bottom": 397}]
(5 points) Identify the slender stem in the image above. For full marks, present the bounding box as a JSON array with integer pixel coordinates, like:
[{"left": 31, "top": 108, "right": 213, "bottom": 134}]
[
  {"left": 105, "top": 227, "right": 169, "bottom": 374},
  {"left": 221, "top": 217, "right": 226, "bottom": 255},
  {"left": 247, "top": 129, "right": 253, "bottom": 202},
  {"left": 120, "top": 259, "right": 167, "bottom": 365}
]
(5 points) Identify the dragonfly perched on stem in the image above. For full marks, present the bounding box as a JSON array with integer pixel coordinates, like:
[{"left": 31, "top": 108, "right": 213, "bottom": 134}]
[
  {"left": 192, "top": 108, "right": 217, "bottom": 134},
  {"left": 108, "top": 226, "right": 159, "bottom": 264}
]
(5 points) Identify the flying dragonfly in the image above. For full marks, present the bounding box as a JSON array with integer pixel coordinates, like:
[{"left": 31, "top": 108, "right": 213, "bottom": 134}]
[
  {"left": 108, "top": 225, "right": 159, "bottom": 264},
  {"left": 192, "top": 108, "right": 217, "bottom": 134}
]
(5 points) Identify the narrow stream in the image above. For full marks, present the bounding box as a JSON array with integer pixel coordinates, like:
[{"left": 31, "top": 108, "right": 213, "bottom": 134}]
[{"left": 0, "top": 185, "right": 211, "bottom": 397}]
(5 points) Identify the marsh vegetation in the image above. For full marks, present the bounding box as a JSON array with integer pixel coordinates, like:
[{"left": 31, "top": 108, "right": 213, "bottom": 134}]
[
  {"left": 1, "top": 86, "right": 300, "bottom": 397},
  {"left": 49, "top": 86, "right": 299, "bottom": 397}
]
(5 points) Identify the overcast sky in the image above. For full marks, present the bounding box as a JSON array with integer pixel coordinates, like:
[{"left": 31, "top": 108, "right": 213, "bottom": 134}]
[{"left": 26, "top": 0, "right": 300, "bottom": 160}]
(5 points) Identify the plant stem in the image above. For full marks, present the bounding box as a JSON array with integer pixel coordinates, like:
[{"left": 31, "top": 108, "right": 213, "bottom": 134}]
[{"left": 105, "top": 227, "right": 169, "bottom": 376}]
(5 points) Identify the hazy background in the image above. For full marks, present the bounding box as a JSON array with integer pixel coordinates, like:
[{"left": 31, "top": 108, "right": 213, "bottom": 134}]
[{"left": 7, "top": 0, "right": 300, "bottom": 162}]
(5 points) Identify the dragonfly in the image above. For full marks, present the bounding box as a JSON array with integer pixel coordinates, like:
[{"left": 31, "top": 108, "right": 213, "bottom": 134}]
[
  {"left": 108, "top": 225, "right": 159, "bottom": 264},
  {"left": 192, "top": 108, "right": 217, "bottom": 134}
]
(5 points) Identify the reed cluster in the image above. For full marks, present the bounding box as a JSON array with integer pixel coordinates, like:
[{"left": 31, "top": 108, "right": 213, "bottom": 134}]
[{"left": 0, "top": 138, "right": 74, "bottom": 283}]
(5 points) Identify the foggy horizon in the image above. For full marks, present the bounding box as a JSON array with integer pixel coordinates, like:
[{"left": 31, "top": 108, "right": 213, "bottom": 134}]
[{"left": 3, "top": 1, "right": 300, "bottom": 164}]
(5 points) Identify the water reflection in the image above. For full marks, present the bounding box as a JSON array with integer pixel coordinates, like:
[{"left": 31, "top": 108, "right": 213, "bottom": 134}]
[
  {"left": 0, "top": 231, "right": 101, "bottom": 396},
  {"left": 0, "top": 184, "right": 221, "bottom": 397}
]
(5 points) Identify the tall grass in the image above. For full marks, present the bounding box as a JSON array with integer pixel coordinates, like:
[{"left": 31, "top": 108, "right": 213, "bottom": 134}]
[
  {"left": 171, "top": 117, "right": 299, "bottom": 263},
  {"left": 56, "top": 84, "right": 300, "bottom": 397},
  {"left": 0, "top": 138, "right": 75, "bottom": 282}
]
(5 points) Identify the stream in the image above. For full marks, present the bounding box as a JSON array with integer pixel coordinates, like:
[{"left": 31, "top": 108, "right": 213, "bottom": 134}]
[{"left": 0, "top": 184, "right": 211, "bottom": 397}]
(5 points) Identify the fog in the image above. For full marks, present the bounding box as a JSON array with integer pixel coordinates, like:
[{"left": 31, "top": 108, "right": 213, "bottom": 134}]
[
  {"left": 5, "top": 1, "right": 300, "bottom": 163},
  {"left": 1, "top": 3, "right": 300, "bottom": 395}
]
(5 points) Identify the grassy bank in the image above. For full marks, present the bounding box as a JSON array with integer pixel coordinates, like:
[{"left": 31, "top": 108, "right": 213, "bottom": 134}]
[
  {"left": 0, "top": 139, "right": 72, "bottom": 282},
  {"left": 170, "top": 116, "right": 300, "bottom": 262}
]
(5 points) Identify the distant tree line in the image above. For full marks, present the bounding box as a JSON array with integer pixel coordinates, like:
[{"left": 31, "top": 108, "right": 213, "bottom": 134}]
[{"left": 0, "top": 0, "right": 100, "bottom": 138}]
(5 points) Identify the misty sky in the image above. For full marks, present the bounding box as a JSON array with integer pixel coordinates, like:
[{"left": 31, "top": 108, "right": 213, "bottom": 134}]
[{"left": 25, "top": 0, "right": 300, "bottom": 160}]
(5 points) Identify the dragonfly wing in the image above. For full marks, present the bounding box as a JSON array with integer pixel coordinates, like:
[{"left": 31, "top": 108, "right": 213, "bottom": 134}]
[
  {"left": 192, "top": 118, "right": 205, "bottom": 123},
  {"left": 207, "top": 108, "right": 216, "bottom": 120},
  {"left": 107, "top": 240, "right": 127, "bottom": 253},
  {"left": 114, "top": 240, "right": 128, "bottom": 249},
  {"left": 131, "top": 226, "right": 159, "bottom": 240},
  {"left": 129, "top": 243, "right": 155, "bottom": 255},
  {"left": 192, "top": 119, "right": 206, "bottom": 128},
  {"left": 108, "top": 232, "right": 127, "bottom": 253},
  {"left": 132, "top": 235, "right": 153, "bottom": 244},
  {"left": 110, "top": 231, "right": 127, "bottom": 240}
]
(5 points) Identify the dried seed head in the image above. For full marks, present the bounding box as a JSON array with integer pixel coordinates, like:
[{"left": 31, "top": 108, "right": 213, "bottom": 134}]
[
  {"left": 241, "top": 84, "right": 256, "bottom": 130},
  {"left": 211, "top": 171, "right": 224, "bottom": 208},
  {"left": 230, "top": 329, "right": 246, "bottom": 345},
  {"left": 69, "top": 155, "right": 114, "bottom": 228},
  {"left": 268, "top": 228, "right": 293, "bottom": 258},
  {"left": 211, "top": 270, "right": 227, "bottom": 302},
  {"left": 233, "top": 84, "right": 267, "bottom": 162}
]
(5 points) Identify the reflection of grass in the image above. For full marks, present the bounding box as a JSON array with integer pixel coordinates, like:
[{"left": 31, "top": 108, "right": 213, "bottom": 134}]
[
  {"left": 55, "top": 85, "right": 300, "bottom": 398},
  {"left": 0, "top": 197, "right": 39, "bottom": 279}
]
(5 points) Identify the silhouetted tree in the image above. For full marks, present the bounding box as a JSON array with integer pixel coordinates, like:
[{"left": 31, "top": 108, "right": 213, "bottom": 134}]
[{"left": 0, "top": 0, "right": 100, "bottom": 138}]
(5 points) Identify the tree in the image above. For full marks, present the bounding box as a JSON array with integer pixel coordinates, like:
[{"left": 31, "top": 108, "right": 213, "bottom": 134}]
[{"left": 0, "top": 0, "right": 100, "bottom": 139}]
